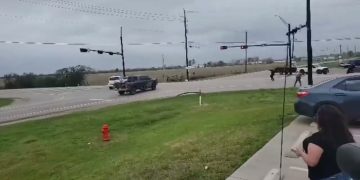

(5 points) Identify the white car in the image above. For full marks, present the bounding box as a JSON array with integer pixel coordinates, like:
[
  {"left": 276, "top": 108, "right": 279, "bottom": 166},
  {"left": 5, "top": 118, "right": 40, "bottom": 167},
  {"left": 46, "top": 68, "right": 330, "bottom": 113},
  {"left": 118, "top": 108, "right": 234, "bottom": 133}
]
[
  {"left": 108, "top": 76, "right": 127, "bottom": 90},
  {"left": 297, "top": 64, "right": 329, "bottom": 75}
]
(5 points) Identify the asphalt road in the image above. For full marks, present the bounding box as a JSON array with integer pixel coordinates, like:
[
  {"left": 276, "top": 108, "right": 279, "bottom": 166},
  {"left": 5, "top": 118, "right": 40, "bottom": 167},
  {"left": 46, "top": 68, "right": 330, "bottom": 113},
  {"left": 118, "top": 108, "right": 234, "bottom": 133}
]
[{"left": 0, "top": 70, "right": 349, "bottom": 125}]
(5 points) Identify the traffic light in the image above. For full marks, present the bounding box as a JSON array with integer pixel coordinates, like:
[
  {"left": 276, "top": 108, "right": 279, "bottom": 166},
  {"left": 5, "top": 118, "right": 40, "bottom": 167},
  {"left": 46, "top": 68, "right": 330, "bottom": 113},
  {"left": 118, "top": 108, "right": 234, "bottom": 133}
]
[
  {"left": 240, "top": 45, "right": 248, "bottom": 49},
  {"left": 80, "top": 48, "right": 89, "bottom": 53},
  {"left": 220, "top": 46, "right": 228, "bottom": 50}
]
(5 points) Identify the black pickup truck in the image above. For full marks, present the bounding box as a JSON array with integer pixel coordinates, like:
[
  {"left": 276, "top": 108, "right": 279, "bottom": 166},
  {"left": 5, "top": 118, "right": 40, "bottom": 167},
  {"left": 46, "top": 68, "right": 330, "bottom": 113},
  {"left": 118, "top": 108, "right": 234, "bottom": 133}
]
[
  {"left": 273, "top": 67, "right": 297, "bottom": 75},
  {"left": 114, "top": 76, "right": 157, "bottom": 95}
]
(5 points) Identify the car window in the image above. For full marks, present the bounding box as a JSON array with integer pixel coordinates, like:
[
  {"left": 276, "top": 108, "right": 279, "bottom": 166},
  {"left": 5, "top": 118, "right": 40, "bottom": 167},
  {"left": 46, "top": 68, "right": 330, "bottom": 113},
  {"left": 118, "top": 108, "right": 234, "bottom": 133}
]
[
  {"left": 139, "top": 76, "right": 147, "bottom": 80},
  {"left": 109, "top": 77, "right": 120, "bottom": 80},
  {"left": 345, "top": 79, "right": 360, "bottom": 91},
  {"left": 355, "top": 60, "right": 360, "bottom": 66},
  {"left": 334, "top": 81, "right": 346, "bottom": 90},
  {"left": 127, "top": 77, "right": 138, "bottom": 82}
]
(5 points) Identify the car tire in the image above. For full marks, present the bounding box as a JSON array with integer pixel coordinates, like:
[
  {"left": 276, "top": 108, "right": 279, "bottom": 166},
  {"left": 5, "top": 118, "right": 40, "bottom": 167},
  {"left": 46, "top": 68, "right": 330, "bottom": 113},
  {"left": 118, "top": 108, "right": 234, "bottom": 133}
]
[
  {"left": 130, "top": 88, "right": 136, "bottom": 95},
  {"left": 151, "top": 84, "right": 156, "bottom": 90},
  {"left": 118, "top": 91, "right": 125, "bottom": 95},
  {"left": 322, "top": 69, "right": 329, "bottom": 74},
  {"left": 316, "top": 70, "right": 322, "bottom": 74}
]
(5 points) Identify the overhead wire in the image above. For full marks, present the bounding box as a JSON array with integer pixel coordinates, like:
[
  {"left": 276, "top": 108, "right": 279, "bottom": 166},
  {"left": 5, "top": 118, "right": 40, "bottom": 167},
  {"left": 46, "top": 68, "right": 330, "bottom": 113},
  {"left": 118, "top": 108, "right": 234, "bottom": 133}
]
[{"left": 17, "top": 0, "right": 182, "bottom": 22}]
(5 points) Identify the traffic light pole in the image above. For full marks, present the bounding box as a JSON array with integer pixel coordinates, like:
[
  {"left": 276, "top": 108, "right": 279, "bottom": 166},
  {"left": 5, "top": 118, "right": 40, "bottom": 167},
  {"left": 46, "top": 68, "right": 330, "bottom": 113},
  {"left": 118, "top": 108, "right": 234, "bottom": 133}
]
[
  {"left": 183, "top": 9, "right": 190, "bottom": 81},
  {"left": 307, "top": 0, "right": 313, "bottom": 85},
  {"left": 120, "top": 26, "right": 126, "bottom": 77},
  {"left": 287, "top": 24, "right": 292, "bottom": 74},
  {"left": 245, "top": 31, "right": 248, "bottom": 73}
]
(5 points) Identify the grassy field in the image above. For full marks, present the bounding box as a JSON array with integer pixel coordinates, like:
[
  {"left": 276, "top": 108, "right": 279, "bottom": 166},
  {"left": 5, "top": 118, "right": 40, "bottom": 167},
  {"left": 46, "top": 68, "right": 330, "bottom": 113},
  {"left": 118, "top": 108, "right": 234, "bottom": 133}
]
[
  {"left": 0, "top": 98, "right": 13, "bottom": 107},
  {"left": 86, "top": 64, "right": 279, "bottom": 85},
  {"left": 0, "top": 89, "right": 297, "bottom": 179}
]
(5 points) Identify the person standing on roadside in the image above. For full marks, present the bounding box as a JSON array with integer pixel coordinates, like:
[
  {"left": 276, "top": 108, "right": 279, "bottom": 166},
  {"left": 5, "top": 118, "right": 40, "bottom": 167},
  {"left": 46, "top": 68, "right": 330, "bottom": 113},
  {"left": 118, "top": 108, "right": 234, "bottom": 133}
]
[
  {"left": 294, "top": 71, "right": 302, "bottom": 87},
  {"left": 292, "top": 105, "right": 355, "bottom": 180},
  {"left": 270, "top": 70, "right": 275, "bottom": 81}
]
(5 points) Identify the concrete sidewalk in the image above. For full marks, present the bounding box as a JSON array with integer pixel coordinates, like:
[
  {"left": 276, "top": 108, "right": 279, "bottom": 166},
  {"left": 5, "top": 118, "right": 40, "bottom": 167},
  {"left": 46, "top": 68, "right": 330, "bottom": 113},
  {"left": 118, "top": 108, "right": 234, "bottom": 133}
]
[{"left": 227, "top": 116, "right": 317, "bottom": 180}]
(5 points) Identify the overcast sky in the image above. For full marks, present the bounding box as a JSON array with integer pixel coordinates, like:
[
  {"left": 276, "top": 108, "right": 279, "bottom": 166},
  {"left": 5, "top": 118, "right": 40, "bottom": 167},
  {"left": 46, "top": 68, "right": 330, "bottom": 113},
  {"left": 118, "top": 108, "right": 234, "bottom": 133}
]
[{"left": 0, "top": 0, "right": 359, "bottom": 76}]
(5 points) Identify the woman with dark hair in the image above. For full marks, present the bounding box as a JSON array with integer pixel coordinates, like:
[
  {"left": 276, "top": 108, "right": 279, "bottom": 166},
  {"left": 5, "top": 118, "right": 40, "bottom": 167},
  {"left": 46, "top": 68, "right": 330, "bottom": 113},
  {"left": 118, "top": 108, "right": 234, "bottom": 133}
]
[{"left": 293, "top": 105, "right": 355, "bottom": 180}]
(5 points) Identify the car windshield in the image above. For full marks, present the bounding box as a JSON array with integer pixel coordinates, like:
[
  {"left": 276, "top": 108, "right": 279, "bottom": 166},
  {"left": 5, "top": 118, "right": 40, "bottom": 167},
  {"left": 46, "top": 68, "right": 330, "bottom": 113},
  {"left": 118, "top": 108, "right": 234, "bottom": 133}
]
[{"left": 109, "top": 77, "right": 120, "bottom": 80}]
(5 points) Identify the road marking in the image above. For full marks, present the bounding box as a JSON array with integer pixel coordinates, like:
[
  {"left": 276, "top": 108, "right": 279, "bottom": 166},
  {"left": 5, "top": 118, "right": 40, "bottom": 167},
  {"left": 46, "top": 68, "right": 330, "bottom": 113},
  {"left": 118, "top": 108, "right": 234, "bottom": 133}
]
[
  {"left": 289, "top": 166, "right": 308, "bottom": 172},
  {"left": 89, "top": 99, "right": 105, "bottom": 101}
]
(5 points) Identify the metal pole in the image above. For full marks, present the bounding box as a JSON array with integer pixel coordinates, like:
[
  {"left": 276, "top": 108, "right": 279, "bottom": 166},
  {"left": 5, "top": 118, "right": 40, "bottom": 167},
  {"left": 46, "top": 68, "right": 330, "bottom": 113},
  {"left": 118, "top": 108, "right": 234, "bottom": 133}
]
[
  {"left": 306, "top": 0, "right": 313, "bottom": 85},
  {"left": 162, "top": 54, "right": 165, "bottom": 82},
  {"left": 355, "top": 45, "right": 357, "bottom": 53},
  {"left": 340, "top": 44, "right": 342, "bottom": 57},
  {"left": 288, "top": 24, "right": 292, "bottom": 73},
  {"left": 245, "top": 31, "right": 248, "bottom": 73},
  {"left": 184, "top": 9, "right": 189, "bottom": 81},
  {"left": 120, "top": 26, "right": 126, "bottom": 77}
]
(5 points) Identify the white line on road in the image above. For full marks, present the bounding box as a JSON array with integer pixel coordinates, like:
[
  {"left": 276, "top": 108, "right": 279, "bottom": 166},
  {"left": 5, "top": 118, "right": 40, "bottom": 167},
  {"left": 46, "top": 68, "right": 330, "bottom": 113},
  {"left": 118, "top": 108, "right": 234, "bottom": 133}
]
[{"left": 89, "top": 99, "right": 105, "bottom": 101}]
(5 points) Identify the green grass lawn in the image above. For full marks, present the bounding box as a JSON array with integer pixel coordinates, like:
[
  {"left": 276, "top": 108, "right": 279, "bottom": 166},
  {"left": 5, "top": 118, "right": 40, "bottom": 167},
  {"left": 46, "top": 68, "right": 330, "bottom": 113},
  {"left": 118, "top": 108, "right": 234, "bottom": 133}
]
[
  {"left": 0, "top": 98, "right": 13, "bottom": 108},
  {"left": 0, "top": 89, "right": 297, "bottom": 180},
  {"left": 320, "top": 61, "right": 341, "bottom": 69}
]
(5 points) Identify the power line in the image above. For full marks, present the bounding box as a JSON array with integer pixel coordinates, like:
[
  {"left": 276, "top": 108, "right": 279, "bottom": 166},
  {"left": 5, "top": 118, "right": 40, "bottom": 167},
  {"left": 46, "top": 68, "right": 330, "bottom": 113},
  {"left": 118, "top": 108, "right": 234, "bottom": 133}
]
[
  {"left": 17, "top": 0, "right": 182, "bottom": 22},
  {"left": 0, "top": 40, "right": 100, "bottom": 46}
]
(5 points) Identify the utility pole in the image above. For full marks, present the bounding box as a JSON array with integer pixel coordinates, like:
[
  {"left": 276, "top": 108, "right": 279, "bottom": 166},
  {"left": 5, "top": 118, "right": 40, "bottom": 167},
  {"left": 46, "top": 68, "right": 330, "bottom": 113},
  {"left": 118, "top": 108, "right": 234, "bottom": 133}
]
[
  {"left": 120, "top": 26, "right": 126, "bottom": 77},
  {"left": 287, "top": 24, "right": 292, "bottom": 73},
  {"left": 183, "top": 9, "right": 190, "bottom": 81},
  {"left": 355, "top": 45, "right": 357, "bottom": 53},
  {"left": 306, "top": 0, "right": 313, "bottom": 85},
  {"left": 340, "top": 44, "right": 342, "bottom": 58},
  {"left": 162, "top": 54, "right": 165, "bottom": 82},
  {"left": 245, "top": 31, "right": 248, "bottom": 73}
]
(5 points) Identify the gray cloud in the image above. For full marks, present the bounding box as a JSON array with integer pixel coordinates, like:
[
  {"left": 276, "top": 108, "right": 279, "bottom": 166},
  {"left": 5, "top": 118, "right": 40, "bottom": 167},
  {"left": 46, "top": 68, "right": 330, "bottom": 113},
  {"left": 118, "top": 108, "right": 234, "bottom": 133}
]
[{"left": 0, "top": 0, "right": 359, "bottom": 76}]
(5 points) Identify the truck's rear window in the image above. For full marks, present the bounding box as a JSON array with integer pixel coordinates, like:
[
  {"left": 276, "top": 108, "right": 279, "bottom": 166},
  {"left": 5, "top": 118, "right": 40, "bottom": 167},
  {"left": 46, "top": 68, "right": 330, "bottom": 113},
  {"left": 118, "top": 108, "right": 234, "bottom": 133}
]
[{"left": 109, "top": 77, "right": 120, "bottom": 80}]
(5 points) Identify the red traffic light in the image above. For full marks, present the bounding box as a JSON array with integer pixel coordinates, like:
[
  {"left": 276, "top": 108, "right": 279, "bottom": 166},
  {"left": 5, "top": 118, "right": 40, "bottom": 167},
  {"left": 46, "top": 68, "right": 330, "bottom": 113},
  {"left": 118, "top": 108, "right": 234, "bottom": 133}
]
[
  {"left": 240, "top": 45, "right": 248, "bottom": 49},
  {"left": 220, "top": 46, "right": 228, "bottom": 50}
]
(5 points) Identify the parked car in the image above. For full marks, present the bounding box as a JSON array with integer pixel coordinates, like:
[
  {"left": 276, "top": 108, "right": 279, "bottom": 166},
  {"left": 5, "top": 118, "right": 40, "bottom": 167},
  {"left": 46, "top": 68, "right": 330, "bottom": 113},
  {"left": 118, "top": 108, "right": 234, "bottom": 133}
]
[
  {"left": 114, "top": 76, "right": 157, "bottom": 95},
  {"left": 345, "top": 59, "right": 360, "bottom": 74},
  {"left": 108, "top": 76, "right": 127, "bottom": 90},
  {"left": 340, "top": 59, "right": 360, "bottom": 68},
  {"left": 294, "top": 75, "right": 360, "bottom": 122},
  {"left": 347, "top": 65, "right": 360, "bottom": 74},
  {"left": 297, "top": 63, "right": 329, "bottom": 74}
]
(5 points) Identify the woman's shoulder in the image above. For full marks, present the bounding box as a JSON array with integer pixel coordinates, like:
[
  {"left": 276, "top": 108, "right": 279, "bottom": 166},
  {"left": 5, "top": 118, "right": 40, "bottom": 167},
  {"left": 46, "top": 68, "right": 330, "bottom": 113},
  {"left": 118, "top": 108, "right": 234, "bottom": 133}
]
[
  {"left": 307, "top": 132, "right": 322, "bottom": 140},
  {"left": 304, "top": 132, "right": 323, "bottom": 143},
  {"left": 306, "top": 132, "right": 328, "bottom": 148}
]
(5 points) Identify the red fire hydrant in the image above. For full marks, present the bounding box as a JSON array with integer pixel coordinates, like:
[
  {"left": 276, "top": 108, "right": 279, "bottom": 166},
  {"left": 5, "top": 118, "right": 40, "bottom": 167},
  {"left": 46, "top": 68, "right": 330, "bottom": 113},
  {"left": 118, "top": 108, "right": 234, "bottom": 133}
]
[{"left": 102, "top": 124, "right": 110, "bottom": 141}]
